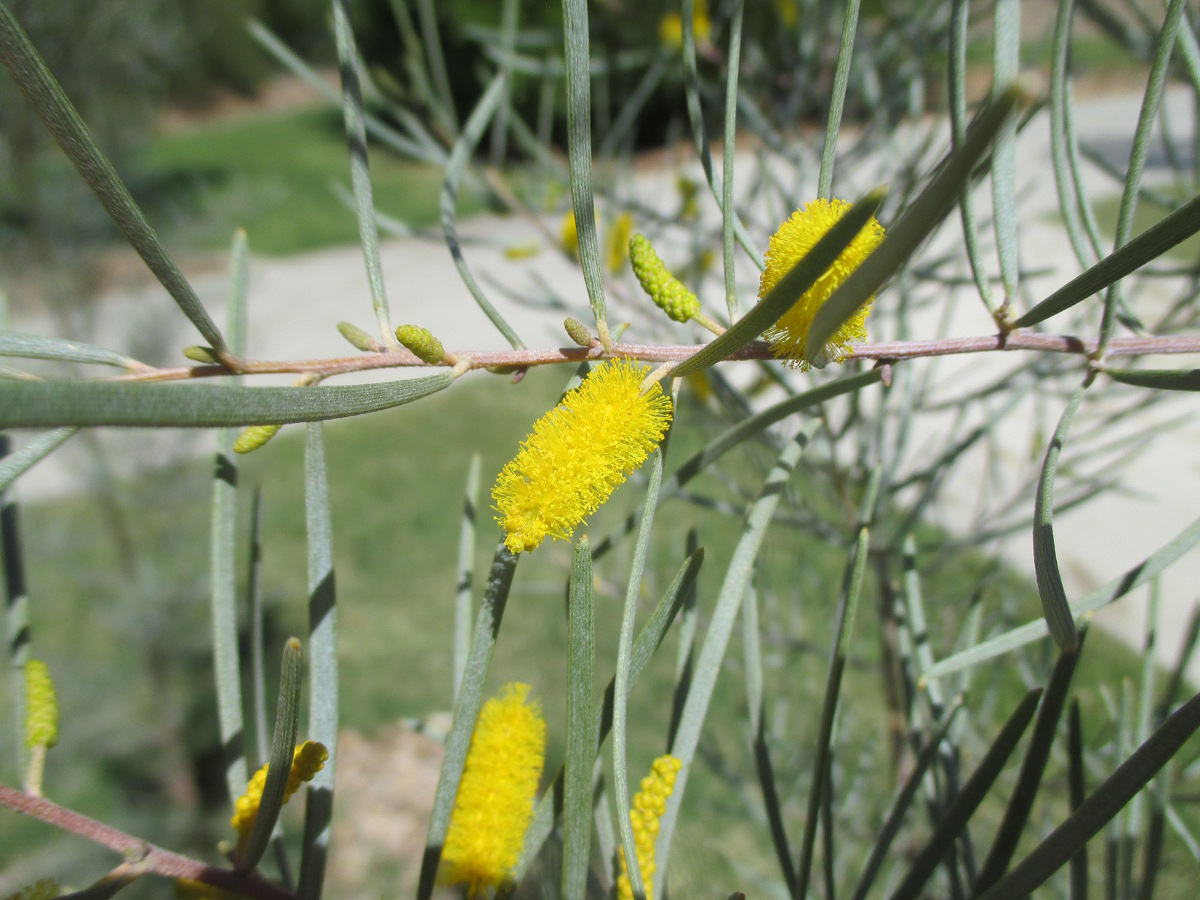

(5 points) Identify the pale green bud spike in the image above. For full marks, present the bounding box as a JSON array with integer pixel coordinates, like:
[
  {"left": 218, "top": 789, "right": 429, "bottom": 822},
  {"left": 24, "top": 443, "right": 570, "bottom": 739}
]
[
  {"left": 234, "top": 424, "right": 282, "bottom": 455},
  {"left": 24, "top": 660, "right": 58, "bottom": 749},
  {"left": 629, "top": 234, "right": 700, "bottom": 323},
  {"left": 183, "top": 345, "right": 220, "bottom": 364},
  {"left": 564, "top": 318, "right": 592, "bottom": 347},
  {"left": 337, "top": 321, "right": 383, "bottom": 352},
  {"left": 396, "top": 324, "right": 446, "bottom": 365}
]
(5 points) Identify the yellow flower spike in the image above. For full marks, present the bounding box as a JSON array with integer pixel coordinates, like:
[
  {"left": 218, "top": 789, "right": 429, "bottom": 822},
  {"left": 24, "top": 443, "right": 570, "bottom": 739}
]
[
  {"left": 492, "top": 359, "right": 673, "bottom": 553},
  {"left": 24, "top": 660, "right": 58, "bottom": 750},
  {"left": 395, "top": 324, "right": 447, "bottom": 365},
  {"left": 658, "top": 1, "right": 711, "bottom": 50},
  {"left": 629, "top": 234, "right": 700, "bottom": 324},
  {"left": 233, "top": 424, "right": 281, "bottom": 455},
  {"left": 230, "top": 740, "right": 328, "bottom": 838},
  {"left": 606, "top": 212, "right": 635, "bottom": 273},
  {"left": 759, "top": 198, "right": 886, "bottom": 370},
  {"left": 560, "top": 209, "right": 580, "bottom": 259},
  {"left": 441, "top": 683, "right": 546, "bottom": 898},
  {"left": 617, "top": 755, "right": 682, "bottom": 900}
]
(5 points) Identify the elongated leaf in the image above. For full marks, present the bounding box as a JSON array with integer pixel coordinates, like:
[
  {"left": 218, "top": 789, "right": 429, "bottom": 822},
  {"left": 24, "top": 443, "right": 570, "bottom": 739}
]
[
  {"left": 817, "top": 0, "right": 863, "bottom": 199},
  {"left": 417, "top": 544, "right": 518, "bottom": 900},
  {"left": 991, "top": 0, "right": 1020, "bottom": 304},
  {"left": 212, "top": 233, "right": 252, "bottom": 808},
  {"left": 453, "top": 454, "right": 482, "bottom": 698},
  {"left": 975, "top": 689, "right": 1200, "bottom": 900},
  {"left": 442, "top": 72, "right": 524, "bottom": 349},
  {"left": 671, "top": 188, "right": 887, "bottom": 379},
  {"left": 920, "top": 511, "right": 1200, "bottom": 681},
  {"left": 805, "top": 86, "right": 1026, "bottom": 366},
  {"left": 1033, "top": 387, "right": 1084, "bottom": 651},
  {"left": 0, "top": 4, "right": 226, "bottom": 353},
  {"left": 1015, "top": 192, "right": 1200, "bottom": 328},
  {"left": 0, "top": 334, "right": 143, "bottom": 370},
  {"left": 796, "top": 523, "right": 872, "bottom": 900},
  {"left": 563, "top": 537, "right": 596, "bottom": 900},
  {"left": 237, "top": 638, "right": 303, "bottom": 872},
  {"left": 613, "top": 440, "right": 668, "bottom": 900},
  {"left": 331, "top": 0, "right": 392, "bottom": 345},
  {"left": 512, "top": 547, "right": 703, "bottom": 881},
  {"left": 1106, "top": 367, "right": 1200, "bottom": 391},
  {"left": 888, "top": 689, "right": 1043, "bottom": 900},
  {"left": 659, "top": 424, "right": 817, "bottom": 880},
  {"left": 0, "top": 373, "right": 453, "bottom": 428},
  {"left": 850, "top": 705, "right": 962, "bottom": 900},
  {"left": 1068, "top": 700, "right": 1087, "bottom": 900},
  {"left": 0, "top": 428, "right": 75, "bottom": 493},
  {"left": 974, "top": 634, "right": 1086, "bottom": 892},
  {"left": 561, "top": 0, "right": 607, "bottom": 337},
  {"left": 297, "top": 425, "right": 337, "bottom": 900},
  {"left": 720, "top": 0, "right": 745, "bottom": 320}
]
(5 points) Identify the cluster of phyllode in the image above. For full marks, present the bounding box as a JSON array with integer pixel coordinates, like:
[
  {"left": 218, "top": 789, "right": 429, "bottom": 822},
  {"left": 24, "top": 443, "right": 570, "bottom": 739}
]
[
  {"left": 492, "top": 359, "right": 673, "bottom": 554},
  {"left": 617, "top": 755, "right": 683, "bottom": 900},
  {"left": 629, "top": 234, "right": 700, "bottom": 323},
  {"left": 441, "top": 683, "right": 547, "bottom": 898},
  {"left": 760, "top": 198, "right": 885, "bottom": 369},
  {"left": 230, "top": 740, "right": 328, "bottom": 840}
]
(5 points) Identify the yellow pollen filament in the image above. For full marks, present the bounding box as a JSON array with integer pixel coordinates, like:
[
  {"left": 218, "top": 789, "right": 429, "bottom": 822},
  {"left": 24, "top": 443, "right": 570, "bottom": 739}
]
[
  {"left": 441, "top": 683, "right": 547, "bottom": 898},
  {"left": 759, "top": 198, "right": 885, "bottom": 370},
  {"left": 492, "top": 359, "right": 673, "bottom": 553}
]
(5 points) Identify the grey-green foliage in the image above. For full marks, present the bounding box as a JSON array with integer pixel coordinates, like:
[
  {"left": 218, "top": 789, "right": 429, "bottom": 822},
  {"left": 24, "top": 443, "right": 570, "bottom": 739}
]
[{"left": 4, "top": 0, "right": 1200, "bottom": 898}]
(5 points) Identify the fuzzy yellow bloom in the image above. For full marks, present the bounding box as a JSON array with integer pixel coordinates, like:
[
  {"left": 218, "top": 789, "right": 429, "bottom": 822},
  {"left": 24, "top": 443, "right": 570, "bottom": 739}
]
[
  {"left": 441, "top": 683, "right": 547, "bottom": 898},
  {"left": 617, "top": 755, "right": 682, "bottom": 900},
  {"left": 560, "top": 209, "right": 580, "bottom": 259},
  {"left": 659, "top": 1, "right": 711, "bottom": 50},
  {"left": 230, "top": 740, "right": 328, "bottom": 838},
  {"left": 493, "top": 359, "right": 674, "bottom": 553},
  {"left": 759, "top": 198, "right": 885, "bottom": 370}
]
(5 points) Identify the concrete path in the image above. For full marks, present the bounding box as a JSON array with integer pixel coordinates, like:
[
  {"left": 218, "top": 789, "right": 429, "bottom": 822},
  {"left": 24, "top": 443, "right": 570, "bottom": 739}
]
[{"left": 8, "top": 87, "right": 1200, "bottom": 679}]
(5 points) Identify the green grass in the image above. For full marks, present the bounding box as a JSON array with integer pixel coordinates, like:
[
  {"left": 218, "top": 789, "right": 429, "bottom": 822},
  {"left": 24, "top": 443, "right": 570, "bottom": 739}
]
[
  {"left": 2, "top": 368, "right": 1198, "bottom": 896},
  {"left": 141, "top": 107, "right": 473, "bottom": 256}
]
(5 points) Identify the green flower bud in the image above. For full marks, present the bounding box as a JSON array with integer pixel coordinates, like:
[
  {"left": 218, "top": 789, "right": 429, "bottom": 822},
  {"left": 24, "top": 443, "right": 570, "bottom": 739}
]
[
  {"left": 337, "top": 321, "right": 382, "bottom": 352},
  {"left": 233, "top": 424, "right": 282, "bottom": 454},
  {"left": 24, "top": 660, "right": 58, "bottom": 750},
  {"left": 564, "top": 318, "right": 593, "bottom": 347},
  {"left": 629, "top": 234, "right": 700, "bottom": 323},
  {"left": 396, "top": 325, "right": 446, "bottom": 364},
  {"left": 183, "top": 346, "right": 220, "bottom": 364}
]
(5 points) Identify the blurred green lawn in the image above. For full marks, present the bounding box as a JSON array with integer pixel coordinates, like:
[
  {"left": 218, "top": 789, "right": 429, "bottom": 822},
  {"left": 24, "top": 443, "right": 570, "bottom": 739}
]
[{"left": 142, "top": 107, "right": 472, "bottom": 256}]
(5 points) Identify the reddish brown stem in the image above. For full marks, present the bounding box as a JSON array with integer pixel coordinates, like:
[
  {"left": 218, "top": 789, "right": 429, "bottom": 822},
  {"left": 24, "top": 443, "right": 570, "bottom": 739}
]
[
  {"left": 0, "top": 782, "right": 293, "bottom": 900},
  {"left": 99, "top": 331, "right": 1200, "bottom": 384}
]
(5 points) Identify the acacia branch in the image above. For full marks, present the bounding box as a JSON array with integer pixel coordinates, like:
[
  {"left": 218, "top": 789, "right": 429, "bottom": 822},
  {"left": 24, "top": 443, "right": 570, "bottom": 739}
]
[
  {"left": 0, "top": 782, "right": 293, "bottom": 900},
  {"left": 101, "top": 330, "right": 1200, "bottom": 384}
]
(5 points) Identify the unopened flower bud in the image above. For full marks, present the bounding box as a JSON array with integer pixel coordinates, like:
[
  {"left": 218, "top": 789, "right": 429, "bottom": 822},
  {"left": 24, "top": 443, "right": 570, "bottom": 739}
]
[
  {"left": 24, "top": 660, "right": 58, "bottom": 750},
  {"left": 337, "top": 321, "right": 382, "bottom": 352},
  {"left": 564, "top": 318, "right": 593, "bottom": 347},
  {"left": 629, "top": 234, "right": 700, "bottom": 323},
  {"left": 183, "top": 345, "right": 220, "bottom": 364},
  {"left": 234, "top": 424, "right": 282, "bottom": 455},
  {"left": 396, "top": 325, "right": 446, "bottom": 365}
]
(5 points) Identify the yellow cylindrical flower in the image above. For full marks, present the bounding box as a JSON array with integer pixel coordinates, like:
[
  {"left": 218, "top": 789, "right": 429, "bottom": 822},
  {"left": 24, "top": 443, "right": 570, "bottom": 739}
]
[
  {"left": 607, "top": 212, "right": 635, "bottom": 274},
  {"left": 492, "top": 359, "right": 674, "bottom": 553},
  {"left": 441, "top": 683, "right": 547, "bottom": 898},
  {"left": 759, "top": 198, "right": 885, "bottom": 370},
  {"left": 233, "top": 424, "right": 281, "bottom": 455},
  {"left": 24, "top": 660, "right": 58, "bottom": 750},
  {"left": 230, "top": 740, "right": 328, "bottom": 838},
  {"left": 617, "top": 755, "right": 682, "bottom": 900}
]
